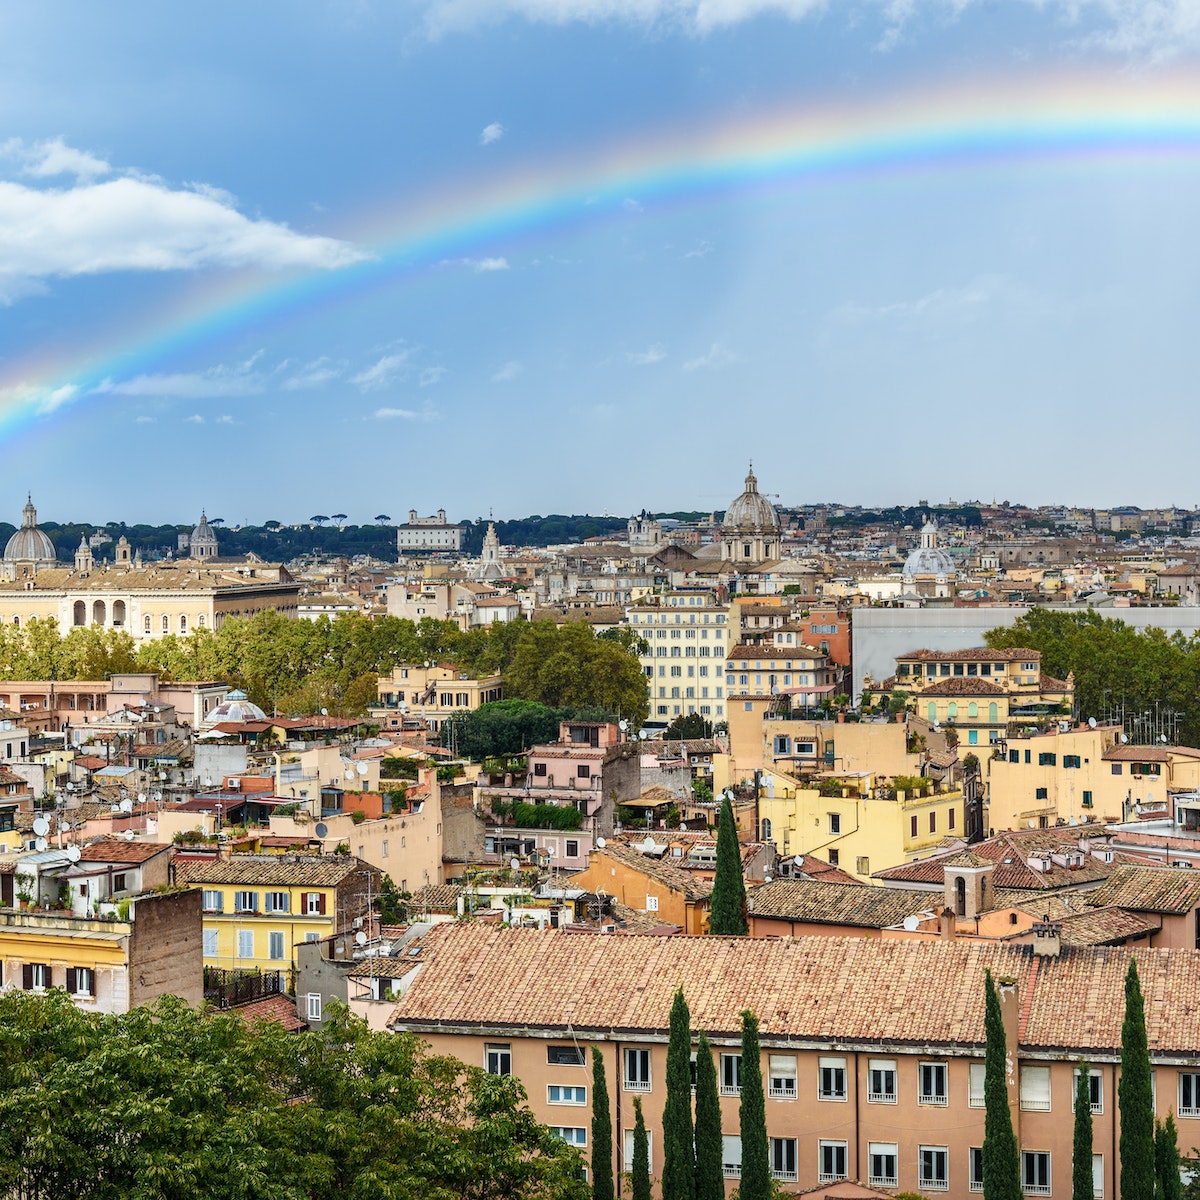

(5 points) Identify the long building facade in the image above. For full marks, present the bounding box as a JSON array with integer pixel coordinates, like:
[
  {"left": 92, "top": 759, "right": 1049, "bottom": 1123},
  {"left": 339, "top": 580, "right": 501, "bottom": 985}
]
[{"left": 391, "top": 923, "right": 1200, "bottom": 1200}]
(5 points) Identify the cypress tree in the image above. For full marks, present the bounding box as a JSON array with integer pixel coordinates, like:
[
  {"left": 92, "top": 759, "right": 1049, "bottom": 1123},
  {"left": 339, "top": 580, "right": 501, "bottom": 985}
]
[
  {"left": 591, "top": 1046, "right": 614, "bottom": 1200},
  {"left": 632, "top": 1097, "right": 651, "bottom": 1200},
  {"left": 693, "top": 1032, "right": 724, "bottom": 1200},
  {"left": 982, "top": 969, "right": 1022, "bottom": 1200},
  {"left": 709, "top": 794, "right": 747, "bottom": 935},
  {"left": 1120, "top": 958, "right": 1156, "bottom": 1200},
  {"left": 661, "top": 987, "right": 696, "bottom": 1200},
  {"left": 1156, "top": 1115, "right": 1182, "bottom": 1200},
  {"left": 738, "top": 1010, "right": 770, "bottom": 1200},
  {"left": 1074, "top": 1063, "right": 1094, "bottom": 1200}
]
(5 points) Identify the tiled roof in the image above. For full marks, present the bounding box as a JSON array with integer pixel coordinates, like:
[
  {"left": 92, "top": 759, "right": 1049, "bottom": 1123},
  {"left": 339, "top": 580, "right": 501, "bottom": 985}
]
[
  {"left": 348, "top": 956, "right": 416, "bottom": 979},
  {"left": 0, "top": 768, "right": 26, "bottom": 786},
  {"left": 1103, "top": 745, "right": 1200, "bottom": 762},
  {"left": 920, "top": 678, "right": 1006, "bottom": 697},
  {"left": 390, "top": 923, "right": 1200, "bottom": 1056},
  {"left": 411, "top": 883, "right": 463, "bottom": 912},
  {"left": 180, "top": 854, "right": 370, "bottom": 887},
  {"left": 790, "top": 856, "right": 860, "bottom": 885},
  {"left": 748, "top": 879, "right": 936, "bottom": 928},
  {"left": 591, "top": 842, "right": 713, "bottom": 901},
  {"left": 898, "top": 647, "right": 1039, "bottom": 662},
  {"left": 77, "top": 839, "right": 172, "bottom": 864},
  {"left": 1056, "top": 906, "right": 1161, "bottom": 946},
  {"left": 228, "top": 994, "right": 306, "bottom": 1032},
  {"left": 1085, "top": 866, "right": 1200, "bottom": 915},
  {"left": 726, "top": 644, "right": 827, "bottom": 662},
  {"left": 1039, "top": 675, "right": 1072, "bottom": 691}
]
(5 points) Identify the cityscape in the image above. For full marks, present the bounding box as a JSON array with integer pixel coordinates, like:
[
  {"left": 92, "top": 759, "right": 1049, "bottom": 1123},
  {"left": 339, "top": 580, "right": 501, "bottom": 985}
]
[{"left": 3, "top": 2, "right": 1200, "bottom": 1199}]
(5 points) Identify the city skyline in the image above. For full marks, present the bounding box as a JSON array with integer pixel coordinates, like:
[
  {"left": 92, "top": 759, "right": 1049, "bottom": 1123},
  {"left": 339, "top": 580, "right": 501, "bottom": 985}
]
[{"left": 2, "top": 3, "right": 1200, "bottom": 519}]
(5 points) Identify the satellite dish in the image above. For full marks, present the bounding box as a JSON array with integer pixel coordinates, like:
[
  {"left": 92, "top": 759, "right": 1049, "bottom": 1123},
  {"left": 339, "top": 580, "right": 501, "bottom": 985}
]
[
  {"left": 1160, "top": 734, "right": 1168, "bottom": 744},
  {"left": 314, "top": 822, "right": 329, "bottom": 838},
  {"left": 509, "top": 858, "right": 521, "bottom": 870},
  {"left": 66, "top": 846, "right": 81, "bottom": 863},
  {"left": 123, "top": 830, "right": 136, "bottom": 841},
  {"left": 1088, "top": 717, "right": 1098, "bottom": 729},
  {"left": 1121, "top": 733, "right": 1129, "bottom": 743},
  {"left": 902, "top": 915, "right": 921, "bottom": 932},
  {"left": 933, "top": 721, "right": 941, "bottom": 731},
  {"left": 619, "top": 719, "right": 628, "bottom": 732},
  {"left": 119, "top": 798, "right": 133, "bottom": 813},
  {"left": 138, "top": 792, "right": 146, "bottom": 803},
  {"left": 595, "top": 837, "right": 606, "bottom": 848},
  {"left": 354, "top": 930, "right": 368, "bottom": 946},
  {"left": 320, "top": 708, "right": 328, "bottom": 717},
  {"left": 32, "top": 817, "right": 49, "bottom": 836},
  {"left": 1027, "top": 819, "right": 1037, "bottom": 828},
  {"left": 35, "top": 837, "right": 47, "bottom": 851}
]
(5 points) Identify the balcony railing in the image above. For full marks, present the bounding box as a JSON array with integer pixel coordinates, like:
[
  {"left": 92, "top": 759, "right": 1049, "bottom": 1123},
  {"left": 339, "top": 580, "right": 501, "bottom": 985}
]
[
  {"left": 719, "top": 1085, "right": 741, "bottom": 1097},
  {"left": 869, "top": 1177, "right": 898, "bottom": 1190}
]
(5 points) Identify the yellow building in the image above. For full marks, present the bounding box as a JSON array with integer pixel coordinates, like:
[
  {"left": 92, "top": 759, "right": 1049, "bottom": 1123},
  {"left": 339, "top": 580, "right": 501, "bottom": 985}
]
[
  {"left": 985, "top": 727, "right": 1200, "bottom": 833},
  {"left": 183, "top": 855, "right": 379, "bottom": 972},
  {"left": 624, "top": 592, "right": 733, "bottom": 726},
  {"left": 0, "top": 889, "right": 202, "bottom": 1013},
  {"left": 372, "top": 663, "right": 504, "bottom": 734},
  {"left": 757, "top": 769, "right": 966, "bottom": 881}
]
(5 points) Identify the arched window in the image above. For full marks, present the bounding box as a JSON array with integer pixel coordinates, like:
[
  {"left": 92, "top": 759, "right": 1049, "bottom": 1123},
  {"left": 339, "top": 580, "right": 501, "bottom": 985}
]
[
  {"left": 947, "top": 702, "right": 958, "bottom": 720},
  {"left": 73, "top": 601, "right": 86, "bottom": 626},
  {"left": 112, "top": 600, "right": 126, "bottom": 627},
  {"left": 197, "top": 614, "right": 206, "bottom": 628},
  {"left": 11, "top": 616, "right": 18, "bottom": 627},
  {"left": 928, "top": 701, "right": 937, "bottom": 722},
  {"left": 179, "top": 614, "right": 187, "bottom": 633},
  {"left": 989, "top": 702, "right": 999, "bottom": 724},
  {"left": 955, "top": 876, "right": 966, "bottom": 917},
  {"left": 144, "top": 614, "right": 152, "bottom": 633},
  {"left": 92, "top": 600, "right": 105, "bottom": 626},
  {"left": 968, "top": 702, "right": 978, "bottom": 719},
  {"left": 761, "top": 817, "right": 772, "bottom": 842},
  {"left": 162, "top": 614, "right": 169, "bottom": 633}
]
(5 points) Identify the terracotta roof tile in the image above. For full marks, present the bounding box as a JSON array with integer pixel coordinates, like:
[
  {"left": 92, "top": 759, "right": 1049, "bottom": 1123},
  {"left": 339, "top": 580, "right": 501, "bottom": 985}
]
[
  {"left": 1085, "top": 866, "right": 1200, "bottom": 915},
  {"left": 590, "top": 843, "right": 714, "bottom": 901},
  {"left": 77, "top": 839, "right": 172, "bottom": 864},
  {"left": 920, "top": 677, "right": 1006, "bottom": 697},
  {"left": 181, "top": 854, "right": 373, "bottom": 887},
  {"left": 1056, "top": 906, "right": 1161, "bottom": 946},
  {"left": 748, "top": 879, "right": 936, "bottom": 928},
  {"left": 228, "top": 994, "right": 306, "bottom": 1032}
]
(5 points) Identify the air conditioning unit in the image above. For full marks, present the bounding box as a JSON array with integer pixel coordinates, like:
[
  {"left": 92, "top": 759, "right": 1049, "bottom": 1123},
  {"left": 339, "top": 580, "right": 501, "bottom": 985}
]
[
  {"left": 600, "top": 923, "right": 617, "bottom": 934},
  {"left": 228, "top": 778, "right": 240, "bottom": 789},
  {"left": 353, "top": 917, "right": 364, "bottom": 929}
]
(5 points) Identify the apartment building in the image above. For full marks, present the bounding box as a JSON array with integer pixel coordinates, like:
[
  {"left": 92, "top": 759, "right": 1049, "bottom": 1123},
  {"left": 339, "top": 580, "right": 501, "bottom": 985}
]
[
  {"left": 390, "top": 923, "right": 1200, "bottom": 1200},
  {"left": 372, "top": 663, "right": 504, "bottom": 733},
  {"left": 624, "top": 593, "right": 733, "bottom": 726}
]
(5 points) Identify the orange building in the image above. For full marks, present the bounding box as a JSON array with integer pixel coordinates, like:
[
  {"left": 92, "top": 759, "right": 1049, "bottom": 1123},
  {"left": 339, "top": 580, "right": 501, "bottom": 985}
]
[{"left": 570, "top": 842, "right": 711, "bottom": 934}]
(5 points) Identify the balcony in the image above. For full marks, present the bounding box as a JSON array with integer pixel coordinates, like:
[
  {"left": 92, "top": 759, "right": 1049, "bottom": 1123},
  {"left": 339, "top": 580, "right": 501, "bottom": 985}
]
[
  {"left": 772, "top": 1170, "right": 798, "bottom": 1183},
  {"left": 868, "top": 1090, "right": 897, "bottom": 1104},
  {"left": 869, "top": 1177, "right": 898, "bottom": 1190},
  {"left": 1024, "top": 1186, "right": 1052, "bottom": 1197},
  {"left": 818, "top": 1173, "right": 847, "bottom": 1185},
  {"left": 719, "top": 1084, "right": 741, "bottom": 1097}
]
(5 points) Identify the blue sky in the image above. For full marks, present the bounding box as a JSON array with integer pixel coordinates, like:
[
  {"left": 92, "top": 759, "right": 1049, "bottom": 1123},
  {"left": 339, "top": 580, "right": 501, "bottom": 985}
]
[{"left": 1, "top": 1, "right": 1199, "bottom": 525}]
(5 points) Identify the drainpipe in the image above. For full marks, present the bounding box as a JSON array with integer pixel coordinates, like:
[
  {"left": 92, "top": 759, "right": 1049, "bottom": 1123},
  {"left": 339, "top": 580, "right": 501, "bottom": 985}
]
[{"left": 615, "top": 1039, "right": 624, "bottom": 1198}]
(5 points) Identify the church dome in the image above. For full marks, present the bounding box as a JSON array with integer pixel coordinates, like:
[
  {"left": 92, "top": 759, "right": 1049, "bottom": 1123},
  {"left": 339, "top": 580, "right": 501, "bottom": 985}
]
[
  {"left": 903, "top": 518, "right": 956, "bottom": 579},
  {"left": 202, "top": 689, "right": 268, "bottom": 726},
  {"left": 4, "top": 496, "right": 56, "bottom": 565},
  {"left": 724, "top": 467, "right": 779, "bottom": 531}
]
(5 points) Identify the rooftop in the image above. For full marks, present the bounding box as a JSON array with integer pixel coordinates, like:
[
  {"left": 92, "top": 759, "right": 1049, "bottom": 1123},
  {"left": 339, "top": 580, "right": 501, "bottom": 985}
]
[
  {"left": 748, "top": 879, "right": 936, "bottom": 928},
  {"left": 1084, "top": 865, "right": 1200, "bottom": 915},
  {"left": 178, "top": 854, "right": 370, "bottom": 887}
]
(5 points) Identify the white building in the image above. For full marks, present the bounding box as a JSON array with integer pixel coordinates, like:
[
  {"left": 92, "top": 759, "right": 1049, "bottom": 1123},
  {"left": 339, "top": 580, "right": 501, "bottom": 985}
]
[{"left": 395, "top": 509, "right": 465, "bottom": 554}]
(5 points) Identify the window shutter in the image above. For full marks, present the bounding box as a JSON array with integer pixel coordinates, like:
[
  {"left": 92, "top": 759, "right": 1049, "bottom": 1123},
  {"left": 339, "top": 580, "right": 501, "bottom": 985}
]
[
  {"left": 22, "top": 963, "right": 32, "bottom": 989},
  {"left": 251, "top": 891, "right": 259, "bottom": 912},
  {"left": 65, "top": 968, "right": 76, "bottom": 994},
  {"left": 1021, "top": 1065, "right": 1052, "bottom": 1110},
  {"left": 317, "top": 891, "right": 326, "bottom": 915}
]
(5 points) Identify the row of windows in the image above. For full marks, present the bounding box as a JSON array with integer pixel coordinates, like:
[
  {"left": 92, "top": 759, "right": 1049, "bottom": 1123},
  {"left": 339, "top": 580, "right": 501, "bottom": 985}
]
[
  {"left": 655, "top": 704, "right": 723, "bottom": 717},
  {"left": 204, "top": 928, "right": 307, "bottom": 960},
  {"left": 628, "top": 613, "right": 727, "bottom": 625},
  {"left": 202, "top": 889, "right": 326, "bottom": 915},
  {"left": 650, "top": 645, "right": 722, "bottom": 657},
  {"left": 657, "top": 687, "right": 722, "bottom": 700},
  {"left": 929, "top": 701, "right": 1001, "bottom": 722},
  {"left": 14, "top": 962, "right": 95, "bottom": 997}
]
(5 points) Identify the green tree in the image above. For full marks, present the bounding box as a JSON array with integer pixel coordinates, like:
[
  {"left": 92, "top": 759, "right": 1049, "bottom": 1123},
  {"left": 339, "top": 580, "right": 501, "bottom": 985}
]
[
  {"left": 1074, "top": 1064, "right": 1094, "bottom": 1200},
  {"left": 663, "top": 713, "right": 713, "bottom": 741},
  {"left": 693, "top": 1032, "right": 723, "bottom": 1200},
  {"left": 708, "top": 795, "right": 747, "bottom": 935},
  {"left": 591, "top": 1047, "right": 614, "bottom": 1200},
  {"left": 1121, "top": 959, "right": 1156, "bottom": 1200},
  {"left": 737, "top": 1010, "right": 770, "bottom": 1200},
  {"left": 661, "top": 987, "right": 695, "bottom": 1200},
  {"left": 631, "top": 1097, "right": 651, "bottom": 1200},
  {"left": 983, "top": 969, "right": 1022, "bottom": 1200},
  {"left": 1156, "top": 1115, "right": 1182, "bottom": 1200}
]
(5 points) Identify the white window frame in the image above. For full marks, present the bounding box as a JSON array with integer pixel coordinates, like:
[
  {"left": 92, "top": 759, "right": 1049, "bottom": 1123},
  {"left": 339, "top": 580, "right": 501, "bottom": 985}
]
[
  {"left": 547, "top": 1085, "right": 587, "bottom": 1106},
  {"left": 919, "top": 1145, "right": 950, "bottom": 1192},
  {"left": 771, "top": 1137, "right": 797, "bottom": 1183},
  {"left": 720, "top": 1053, "right": 742, "bottom": 1097},
  {"left": 819, "top": 1055, "right": 847, "bottom": 1101},
  {"left": 306, "top": 992, "right": 321, "bottom": 1021},
  {"left": 73, "top": 966, "right": 95, "bottom": 998},
  {"left": 264, "top": 891, "right": 289, "bottom": 914},
  {"left": 201, "top": 889, "right": 223, "bottom": 913},
  {"left": 1092, "top": 1154, "right": 1103, "bottom": 1198},
  {"left": 869, "top": 1143, "right": 898, "bottom": 1189},
  {"left": 623, "top": 1129, "right": 652, "bottom": 1172},
  {"left": 868, "top": 1058, "right": 896, "bottom": 1104},
  {"left": 552, "top": 1127, "right": 587, "bottom": 1147},
  {"left": 969, "top": 1061, "right": 986, "bottom": 1107},
  {"left": 1021, "top": 1065, "right": 1052, "bottom": 1112},
  {"left": 818, "top": 1140, "right": 848, "bottom": 1184},
  {"left": 1074, "top": 1068, "right": 1103, "bottom": 1114},
  {"left": 1179, "top": 1071, "right": 1200, "bottom": 1118},
  {"left": 722, "top": 1135, "right": 742, "bottom": 1179},
  {"left": 485, "top": 1043, "right": 512, "bottom": 1076},
  {"left": 1022, "top": 1150, "right": 1052, "bottom": 1197},
  {"left": 624, "top": 1047, "right": 651, "bottom": 1092},
  {"left": 769, "top": 1054, "right": 797, "bottom": 1100},
  {"left": 305, "top": 891, "right": 322, "bottom": 915},
  {"left": 970, "top": 1146, "right": 984, "bottom": 1193},
  {"left": 919, "top": 1061, "right": 948, "bottom": 1106}
]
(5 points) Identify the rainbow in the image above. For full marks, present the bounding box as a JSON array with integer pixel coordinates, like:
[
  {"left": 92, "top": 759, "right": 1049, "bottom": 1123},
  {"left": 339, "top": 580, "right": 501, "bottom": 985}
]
[{"left": 5, "top": 67, "right": 1200, "bottom": 442}]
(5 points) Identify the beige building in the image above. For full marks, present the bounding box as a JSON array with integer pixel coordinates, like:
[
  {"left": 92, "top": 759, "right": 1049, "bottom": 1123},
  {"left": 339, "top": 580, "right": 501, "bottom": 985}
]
[
  {"left": 372, "top": 663, "right": 504, "bottom": 734},
  {"left": 392, "top": 923, "right": 1200, "bottom": 1200}
]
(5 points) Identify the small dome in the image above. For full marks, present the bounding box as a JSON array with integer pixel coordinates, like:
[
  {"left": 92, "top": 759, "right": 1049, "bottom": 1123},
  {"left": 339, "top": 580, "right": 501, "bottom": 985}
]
[
  {"left": 724, "top": 466, "right": 779, "bottom": 531},
  {"left": 191, "top": 511, "right": 218, "bottom": 544},
  {"left": 202, "top": 689, "right": 268, "bottom": 726},
  {"left": 4, "top": 496, "right": 56, "bottom": 565},
  {"left": 904, "top": 517, "right": 956, "bottom": 579}
]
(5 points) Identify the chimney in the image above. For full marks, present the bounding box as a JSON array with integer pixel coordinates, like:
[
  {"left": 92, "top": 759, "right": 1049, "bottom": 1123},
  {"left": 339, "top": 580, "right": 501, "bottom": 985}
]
[
  {"left": 939, "top": 906, "right": 956, "bottom": 941},
  {"left": 1032, "top": 915, "right": 1062, "bottom": 958},
  {"left": 995, "top": 974, "right": 1022, "bottom": 1130}
]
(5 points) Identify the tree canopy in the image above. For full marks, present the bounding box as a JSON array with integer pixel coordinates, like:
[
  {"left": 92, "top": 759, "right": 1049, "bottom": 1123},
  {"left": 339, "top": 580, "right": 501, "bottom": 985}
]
[{"left": 0, "top": 989, "right": 588, "bottom": 1200}]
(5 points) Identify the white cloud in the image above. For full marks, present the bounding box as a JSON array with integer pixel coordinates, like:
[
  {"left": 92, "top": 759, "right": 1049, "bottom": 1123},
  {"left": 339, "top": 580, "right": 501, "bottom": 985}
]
[
  {"left": 834, "top": 275, "right": 1002, "bottom": 324},
  {"left": 480, "top": 122, "right": 506, "bottom": 145},
  {"left": 473, "top": 256, "right": 510, "bottom": 272},
  {"left": 417, "top": 0, "right": 1200, "bottom": 59},
  {"left": 0, "top": 144, "right": 366, "bottom": 301},
  {"left": 419, "top": 366, "right": 449, "bottom": 386},
  {"left": 94, "top": 353, "right": 267, "bottom": 399},
  {"left": 352, "top": 350, "right": 414, "bottom": 391},
  {"left": 215, "top": 414, "right": 239, "bottom": 425},
  {"left": 371, "top": 402, "right": 439, "bottom": 420},
  {"left": 683, "top": 341, "right": 741, "bottom": 371},
  {"left": 622, "top": 197, "right": 643, "bottom": 212},
  {"left": 491, "top": 360, "right": 523, "bottom": 382},
  {"left": 133, "top": 415, "right": 156, "bottom": 424},
  {"left": 683, "top": 240, "right": 713, "bottom": 259},
  {"left": 281, "top": 357, "right": 342, "bottom": 390},
  {"left": 628, "top": 343, "right": 666, "bottom": 365},
  {"left": 2, "top": 136, "right": 111, "bottom": 180},
  {"left": 183, "top": 414, "right": 204, "bottom": 424}
]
